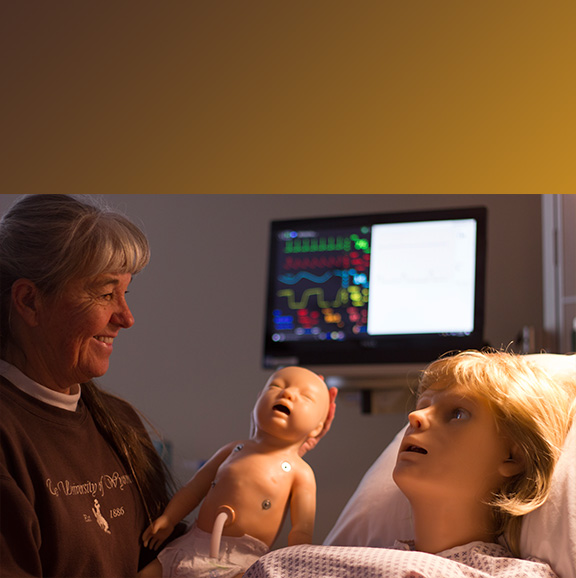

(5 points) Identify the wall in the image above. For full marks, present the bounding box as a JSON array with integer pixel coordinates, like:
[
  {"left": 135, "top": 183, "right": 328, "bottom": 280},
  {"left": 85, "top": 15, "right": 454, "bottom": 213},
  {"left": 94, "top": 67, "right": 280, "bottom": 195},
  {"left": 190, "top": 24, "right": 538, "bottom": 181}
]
[
  {"left": 1, "top": 2, "right": 575, "bottom": 194},
  {"left": 542, "top": 195, "right": 576, "bottom": 352},
  {"left": 0, "top": 193, "right": 545, "bottom": 543}
]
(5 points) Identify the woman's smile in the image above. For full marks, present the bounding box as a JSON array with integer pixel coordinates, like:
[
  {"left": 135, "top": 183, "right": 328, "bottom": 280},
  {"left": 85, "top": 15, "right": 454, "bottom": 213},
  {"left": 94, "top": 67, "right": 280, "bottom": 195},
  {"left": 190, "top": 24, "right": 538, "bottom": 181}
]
[
  {"left": 94, "top": 335, "right": 115, "bottom": 345},
  {"left": 31, "top": 272, "right": 134, "bottom": 390}
]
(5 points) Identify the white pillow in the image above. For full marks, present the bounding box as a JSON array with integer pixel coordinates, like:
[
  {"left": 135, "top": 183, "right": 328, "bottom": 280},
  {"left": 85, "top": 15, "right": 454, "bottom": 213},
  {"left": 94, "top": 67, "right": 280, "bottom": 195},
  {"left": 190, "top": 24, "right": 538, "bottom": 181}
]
[
  {"left": 324, "top": 424, "right": 411, "bottom": 548},
  {"left": 520, "top": 354, "right": 576, "bottom": 578},
  {"left": 324, "top": 353, "right": 576, "bottom": 578}
]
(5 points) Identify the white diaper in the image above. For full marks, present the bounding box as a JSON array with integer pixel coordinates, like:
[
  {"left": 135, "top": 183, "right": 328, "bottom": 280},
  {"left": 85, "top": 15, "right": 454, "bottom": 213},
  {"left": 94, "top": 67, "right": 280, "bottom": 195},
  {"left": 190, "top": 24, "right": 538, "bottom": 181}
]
[{"left": 158, "top": 523, "right": 269, "bottom": 578}]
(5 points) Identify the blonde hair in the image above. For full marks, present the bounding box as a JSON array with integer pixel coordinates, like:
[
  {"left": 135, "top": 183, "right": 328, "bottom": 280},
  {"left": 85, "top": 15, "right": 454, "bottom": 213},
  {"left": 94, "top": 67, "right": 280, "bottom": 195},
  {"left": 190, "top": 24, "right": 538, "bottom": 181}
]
[{"left": 418, "top": 349, "right": 576, "bottom": 554}]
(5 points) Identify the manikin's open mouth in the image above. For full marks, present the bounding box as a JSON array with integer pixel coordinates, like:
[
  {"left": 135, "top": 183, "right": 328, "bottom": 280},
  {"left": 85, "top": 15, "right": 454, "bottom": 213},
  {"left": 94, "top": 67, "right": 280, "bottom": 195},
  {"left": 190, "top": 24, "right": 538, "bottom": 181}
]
[
  {"left": 273, "top": 404, "right": 291, "bottom": 416},
  {"left": 406, "top": 445, "right": 427, "bottom": 454}
]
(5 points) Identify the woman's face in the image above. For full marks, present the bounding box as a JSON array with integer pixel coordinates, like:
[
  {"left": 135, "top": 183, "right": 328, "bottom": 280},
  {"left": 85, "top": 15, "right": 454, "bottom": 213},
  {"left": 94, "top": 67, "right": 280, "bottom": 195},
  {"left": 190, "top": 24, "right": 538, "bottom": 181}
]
[{"left": 32, "top": 272, "right": 134, "bottom": 392}]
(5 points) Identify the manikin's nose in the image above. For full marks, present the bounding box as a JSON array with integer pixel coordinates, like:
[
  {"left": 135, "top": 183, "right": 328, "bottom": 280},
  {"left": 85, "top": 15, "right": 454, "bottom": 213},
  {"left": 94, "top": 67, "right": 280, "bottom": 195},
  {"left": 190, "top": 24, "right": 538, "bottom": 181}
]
[
  {"left": 281, "top": 388, "right": 295, "bottom": 400},
  {"left": 408, "top": 408, "right": 430, "bottom": 431}
]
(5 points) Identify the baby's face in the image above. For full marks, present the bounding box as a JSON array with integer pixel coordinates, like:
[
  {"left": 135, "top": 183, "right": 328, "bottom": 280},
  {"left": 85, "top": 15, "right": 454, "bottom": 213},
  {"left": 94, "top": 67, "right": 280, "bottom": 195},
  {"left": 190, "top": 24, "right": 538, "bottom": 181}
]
[{"left": 254, "top": 367, "right": 330, "bottom": 443}]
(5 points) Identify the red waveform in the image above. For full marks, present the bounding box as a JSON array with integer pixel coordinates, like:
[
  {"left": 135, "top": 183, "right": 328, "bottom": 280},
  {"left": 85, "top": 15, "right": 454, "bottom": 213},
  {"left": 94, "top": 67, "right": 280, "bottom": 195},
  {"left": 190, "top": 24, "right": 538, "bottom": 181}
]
[{"left": 283, "top": 255, "right": 351, "bottom": 270}]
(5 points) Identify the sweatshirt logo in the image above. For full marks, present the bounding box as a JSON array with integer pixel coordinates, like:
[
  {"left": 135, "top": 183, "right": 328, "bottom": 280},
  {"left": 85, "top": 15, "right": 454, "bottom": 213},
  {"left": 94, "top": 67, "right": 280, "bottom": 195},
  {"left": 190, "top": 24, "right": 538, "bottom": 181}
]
[
  {"left": 46, "top": 471, "right": 133, "bottom": 498},
  {"left": 92, "top": 499, "right": 111, "bottom": 534}
]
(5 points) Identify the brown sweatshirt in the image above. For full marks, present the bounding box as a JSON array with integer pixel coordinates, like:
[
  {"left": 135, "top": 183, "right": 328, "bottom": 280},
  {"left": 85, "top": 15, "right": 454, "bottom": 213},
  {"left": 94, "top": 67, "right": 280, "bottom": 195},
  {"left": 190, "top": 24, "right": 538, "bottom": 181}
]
[{"left": 0, "top": 376, "right": 147, "bottom": 577}]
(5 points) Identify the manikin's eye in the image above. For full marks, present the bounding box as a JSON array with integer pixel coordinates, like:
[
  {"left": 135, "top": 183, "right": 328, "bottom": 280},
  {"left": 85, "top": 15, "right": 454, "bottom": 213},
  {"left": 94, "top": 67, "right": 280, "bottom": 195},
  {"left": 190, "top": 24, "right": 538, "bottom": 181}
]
[{"left": 452, "top": 408, "right": 470, "bottom": 421}]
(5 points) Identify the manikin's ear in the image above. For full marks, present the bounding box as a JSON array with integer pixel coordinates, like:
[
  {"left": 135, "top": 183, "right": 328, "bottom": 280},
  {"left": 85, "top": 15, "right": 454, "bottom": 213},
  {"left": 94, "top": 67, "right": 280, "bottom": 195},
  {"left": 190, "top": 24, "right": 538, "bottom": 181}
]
[
  {"left": 309, "top": 421, "right": 325, "bottom": 439},
  {"left": 498, "top": 442, "right": 525, "bottom": 478},
  {"left": 10, "top": 279, "right": 42, "bottom": 327}
]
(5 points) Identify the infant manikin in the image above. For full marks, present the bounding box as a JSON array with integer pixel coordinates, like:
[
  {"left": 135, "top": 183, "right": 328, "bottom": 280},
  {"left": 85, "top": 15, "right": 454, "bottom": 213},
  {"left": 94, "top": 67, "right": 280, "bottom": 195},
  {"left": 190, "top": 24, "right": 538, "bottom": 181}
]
[{"left": 138, "top": 366, "right": 331, "bottom": 578}]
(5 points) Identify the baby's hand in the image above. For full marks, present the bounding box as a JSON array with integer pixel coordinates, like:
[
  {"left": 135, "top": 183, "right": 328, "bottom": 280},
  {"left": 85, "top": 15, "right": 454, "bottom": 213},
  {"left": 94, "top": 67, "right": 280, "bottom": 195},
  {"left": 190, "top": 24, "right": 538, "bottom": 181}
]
[{"left": 142, "top": 514, "right": 175, "bottom": 550}]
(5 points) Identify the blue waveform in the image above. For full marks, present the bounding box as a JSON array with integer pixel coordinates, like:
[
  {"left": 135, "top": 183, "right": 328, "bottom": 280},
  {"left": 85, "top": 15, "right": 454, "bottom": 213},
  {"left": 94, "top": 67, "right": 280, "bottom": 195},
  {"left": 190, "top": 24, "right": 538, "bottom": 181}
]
[
  {"left": 278, "top": 269, "right": 368, "bottom": 290},
  {"left": 278, "top": 271, "right": 334, "bottom": 285}
]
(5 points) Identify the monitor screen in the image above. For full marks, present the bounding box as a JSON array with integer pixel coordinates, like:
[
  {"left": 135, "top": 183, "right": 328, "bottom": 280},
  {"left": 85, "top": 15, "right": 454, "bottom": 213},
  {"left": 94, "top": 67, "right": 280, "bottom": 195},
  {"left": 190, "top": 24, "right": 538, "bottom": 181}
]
[{"left": 263, "top": 207, "right": 487, "bottom": 368}]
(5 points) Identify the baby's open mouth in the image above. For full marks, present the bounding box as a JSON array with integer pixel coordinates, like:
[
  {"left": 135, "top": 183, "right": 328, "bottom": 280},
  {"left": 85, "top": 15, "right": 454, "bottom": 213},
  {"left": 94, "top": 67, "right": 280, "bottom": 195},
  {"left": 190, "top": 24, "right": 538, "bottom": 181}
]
[{"left": 273, "top": 404, "right": 291, "bottom": 416}]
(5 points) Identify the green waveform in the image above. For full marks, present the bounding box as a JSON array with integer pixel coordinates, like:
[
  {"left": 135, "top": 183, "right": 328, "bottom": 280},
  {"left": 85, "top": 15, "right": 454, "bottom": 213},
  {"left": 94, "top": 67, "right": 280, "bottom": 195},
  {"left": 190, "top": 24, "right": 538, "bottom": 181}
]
[
  {"left": 284, "top": 234, "right": 370, "bottom": 254},
  {"left": 277, "top": 288, "right": 350, "bottom": 309}
]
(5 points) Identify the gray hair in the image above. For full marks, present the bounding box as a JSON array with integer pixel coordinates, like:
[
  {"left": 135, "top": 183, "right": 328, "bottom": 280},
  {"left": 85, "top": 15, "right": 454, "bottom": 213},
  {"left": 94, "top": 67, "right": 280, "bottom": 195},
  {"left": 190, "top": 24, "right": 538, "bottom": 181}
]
[{"left": 0, "top": 194, "right": 150, "bottom": 349}]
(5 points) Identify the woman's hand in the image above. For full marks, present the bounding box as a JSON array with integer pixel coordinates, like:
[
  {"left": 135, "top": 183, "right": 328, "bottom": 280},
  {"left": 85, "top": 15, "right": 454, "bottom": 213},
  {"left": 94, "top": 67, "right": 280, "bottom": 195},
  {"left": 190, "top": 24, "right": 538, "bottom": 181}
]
[
  {"left": 299, "top": 386, "right": 338, "bottom": 457},
  {"left": 142, "top": 514, "right": 175, "bottom": 550}
]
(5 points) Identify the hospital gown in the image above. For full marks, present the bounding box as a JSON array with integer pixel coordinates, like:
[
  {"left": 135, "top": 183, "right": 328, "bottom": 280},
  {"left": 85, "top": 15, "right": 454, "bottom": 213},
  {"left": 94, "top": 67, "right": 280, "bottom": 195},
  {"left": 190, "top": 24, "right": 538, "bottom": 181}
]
[{"left": 243, "top": 540, "right": 558, "bottom": 578}]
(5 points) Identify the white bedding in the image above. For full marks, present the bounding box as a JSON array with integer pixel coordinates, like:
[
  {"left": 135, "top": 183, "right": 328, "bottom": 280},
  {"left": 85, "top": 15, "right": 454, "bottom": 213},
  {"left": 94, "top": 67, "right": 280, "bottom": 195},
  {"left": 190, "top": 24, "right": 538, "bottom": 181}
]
[{"left": 244, "top": 541, "right": 558, "bottom": 578}]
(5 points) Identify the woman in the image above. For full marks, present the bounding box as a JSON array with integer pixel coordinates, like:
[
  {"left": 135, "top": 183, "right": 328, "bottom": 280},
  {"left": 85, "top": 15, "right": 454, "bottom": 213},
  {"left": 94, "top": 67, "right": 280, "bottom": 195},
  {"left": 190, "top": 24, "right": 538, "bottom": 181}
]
[
  {"left": 0, "top": 195, "right": 336, "bottom": 577},
  {"left": 0, "top": 195, "right": 176, "bottom": 577}
]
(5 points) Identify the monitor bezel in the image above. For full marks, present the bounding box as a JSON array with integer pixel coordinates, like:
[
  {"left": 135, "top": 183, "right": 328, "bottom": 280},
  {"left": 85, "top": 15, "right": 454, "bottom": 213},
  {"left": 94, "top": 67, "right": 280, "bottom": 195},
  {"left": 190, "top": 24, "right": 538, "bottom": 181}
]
[{"left": 263, "top": 206, "right": 487, "bottom": 368}]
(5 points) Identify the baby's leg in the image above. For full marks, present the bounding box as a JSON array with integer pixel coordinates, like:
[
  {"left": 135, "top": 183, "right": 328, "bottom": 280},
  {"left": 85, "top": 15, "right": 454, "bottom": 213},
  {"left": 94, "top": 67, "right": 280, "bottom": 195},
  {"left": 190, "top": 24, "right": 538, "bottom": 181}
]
[{"left": 136, "top": 558, "right": 163, "bottom": 578}]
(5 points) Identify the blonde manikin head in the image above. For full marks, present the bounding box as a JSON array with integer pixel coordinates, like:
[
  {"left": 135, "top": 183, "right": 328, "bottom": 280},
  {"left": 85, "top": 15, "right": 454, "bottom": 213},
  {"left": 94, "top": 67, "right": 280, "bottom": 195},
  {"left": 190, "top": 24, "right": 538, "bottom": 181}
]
[{"left": 418, "top": 349, "right": 576, "bottom": 553}]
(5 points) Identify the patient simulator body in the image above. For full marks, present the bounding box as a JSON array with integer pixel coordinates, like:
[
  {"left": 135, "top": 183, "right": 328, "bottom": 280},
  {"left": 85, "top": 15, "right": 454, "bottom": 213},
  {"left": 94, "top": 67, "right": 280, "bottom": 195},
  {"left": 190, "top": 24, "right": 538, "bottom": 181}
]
[
  {"left": 139, "top": 366, "right": 331, "bottom": 578},
  {"left": 244, "top": 350, "right": 576, "bottom": 578},
  {"left": 392, "top": 350, "right": 574, "bottom": 558}
]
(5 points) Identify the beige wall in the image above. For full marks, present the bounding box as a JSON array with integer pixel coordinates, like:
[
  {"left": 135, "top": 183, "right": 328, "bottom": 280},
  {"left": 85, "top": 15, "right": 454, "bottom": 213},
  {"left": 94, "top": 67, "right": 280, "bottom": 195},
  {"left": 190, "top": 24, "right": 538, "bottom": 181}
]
[
  {"left": 1, "top": 2, "right": 575, "bottom": 194},
  {"left": 0, "top": 193, "right": 547, "bottom": 543}
]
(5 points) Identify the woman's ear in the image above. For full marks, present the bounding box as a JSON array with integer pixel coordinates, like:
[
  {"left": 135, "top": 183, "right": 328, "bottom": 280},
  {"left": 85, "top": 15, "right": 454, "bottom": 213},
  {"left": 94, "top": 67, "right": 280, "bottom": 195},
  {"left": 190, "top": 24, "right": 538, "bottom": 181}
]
[
  {"left": 11, "top": 279, "right": 41, "bottom": 327},
  {"left": 498, "top": 442, "right": 525, "bottom": 478}
]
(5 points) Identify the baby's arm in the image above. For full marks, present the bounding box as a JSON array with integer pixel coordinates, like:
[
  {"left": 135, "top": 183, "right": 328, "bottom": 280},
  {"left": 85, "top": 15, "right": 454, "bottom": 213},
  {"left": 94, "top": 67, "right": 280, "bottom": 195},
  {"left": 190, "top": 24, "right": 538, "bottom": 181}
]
[
  {"left": 142, "top": 441, "right": 239, "bottom": 550},
  {"left": 286, "top": 463, "right": 317, "bottom": 546}
]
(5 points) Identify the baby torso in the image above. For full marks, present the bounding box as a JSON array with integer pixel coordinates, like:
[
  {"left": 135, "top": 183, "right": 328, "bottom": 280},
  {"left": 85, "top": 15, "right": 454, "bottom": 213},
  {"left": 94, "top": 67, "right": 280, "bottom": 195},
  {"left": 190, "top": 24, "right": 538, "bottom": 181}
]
[{"left": 197, "top": 441, "right": 306, "bottom": 547}]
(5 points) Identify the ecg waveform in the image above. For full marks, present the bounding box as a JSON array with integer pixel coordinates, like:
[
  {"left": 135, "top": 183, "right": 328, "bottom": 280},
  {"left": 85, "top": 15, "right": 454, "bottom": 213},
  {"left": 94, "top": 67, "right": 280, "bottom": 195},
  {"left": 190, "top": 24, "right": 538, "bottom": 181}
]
[
  {"left": 277, "top": 288, "right": 352, "bottom": 310},
  {"left": 282, "top": 255, "right": 350, "bottom": 271},
  {"left": 278, "top": 271, "right": 333, "bottom": 285},
  {"left": 283, "top": 234, "right": 370, "bottom": 255},
  {"left": 272, "top": 230, "right": 371, "bottom": 341}
]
